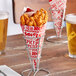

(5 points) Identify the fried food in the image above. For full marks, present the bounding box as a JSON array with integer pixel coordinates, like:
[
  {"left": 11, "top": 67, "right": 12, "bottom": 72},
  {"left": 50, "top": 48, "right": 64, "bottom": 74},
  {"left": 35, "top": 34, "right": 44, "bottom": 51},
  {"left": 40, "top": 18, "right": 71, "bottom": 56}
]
[
  {"left": 20, "top": 15, "right": 26, "bottom": 25},
  {"left": 20, "top": 8, "right": 48, "bottom": 27}
]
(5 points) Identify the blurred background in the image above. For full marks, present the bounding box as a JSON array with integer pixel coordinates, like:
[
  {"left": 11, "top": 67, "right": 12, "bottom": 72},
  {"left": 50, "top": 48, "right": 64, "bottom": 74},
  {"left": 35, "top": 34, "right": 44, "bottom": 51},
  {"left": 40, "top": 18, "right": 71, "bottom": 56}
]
[{"left": 0, "top": 0, "right": 76, "bottom": 36}]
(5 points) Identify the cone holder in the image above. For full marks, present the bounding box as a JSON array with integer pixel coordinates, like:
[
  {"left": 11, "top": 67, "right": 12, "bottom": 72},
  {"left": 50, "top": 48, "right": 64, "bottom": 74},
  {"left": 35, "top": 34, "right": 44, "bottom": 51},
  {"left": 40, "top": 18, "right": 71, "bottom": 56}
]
[
  {"left": 46, "top": 7, "right": 67, "bottom": 43},
  {"left": 22, "top": 68, "right": 50, "bottom": 76},
  {"left": 21, "top": 36, "right": 50, "bottom": 76}
]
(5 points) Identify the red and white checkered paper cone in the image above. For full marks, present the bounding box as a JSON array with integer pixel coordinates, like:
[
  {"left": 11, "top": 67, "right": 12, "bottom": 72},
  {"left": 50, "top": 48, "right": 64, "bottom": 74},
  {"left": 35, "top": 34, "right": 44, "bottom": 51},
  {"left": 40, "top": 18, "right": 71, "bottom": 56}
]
[
  {"left": 53, "top": 17, "right": 63, "bottom": 37},
  {"left": 49, "top": 0, "right": 67, "bottom": 37},
  {"left": 21, "top": 24, "right": 46, "bottom": 72},
  {"left": 49, "top": 0, "right": 67, "bottom": 10}
]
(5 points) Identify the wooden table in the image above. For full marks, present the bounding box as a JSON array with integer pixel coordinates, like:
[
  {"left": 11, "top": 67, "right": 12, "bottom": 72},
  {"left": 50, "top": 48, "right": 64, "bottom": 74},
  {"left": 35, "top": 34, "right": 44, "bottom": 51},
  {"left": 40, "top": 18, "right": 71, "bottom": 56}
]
[{"left": 0, "top": 29, "right": 76, "bottom": 76}]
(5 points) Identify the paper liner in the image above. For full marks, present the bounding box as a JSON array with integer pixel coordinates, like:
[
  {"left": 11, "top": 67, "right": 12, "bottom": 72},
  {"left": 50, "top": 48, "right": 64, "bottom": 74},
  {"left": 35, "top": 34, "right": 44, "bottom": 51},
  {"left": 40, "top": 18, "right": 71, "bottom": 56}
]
[
  {"left": 53, "top": 19, "right": 62, "bottom": 28},
  {"left": 49, "top": 0, "right": 67, "bottom": 37},
  {"left": 49, "top": 0, "right": 67, "bottom": 10},
  {"left": 21, "top": 24, "right": 46, "bottom": 71},
  {"left": 51, "top": 10, "right": 64, "bottom": 19},
  {"left": 51, "top": 9, "right": 63, "bottom": 36},
  {"left": 53, "top": 19, "right": 63, "bottom": 36}
]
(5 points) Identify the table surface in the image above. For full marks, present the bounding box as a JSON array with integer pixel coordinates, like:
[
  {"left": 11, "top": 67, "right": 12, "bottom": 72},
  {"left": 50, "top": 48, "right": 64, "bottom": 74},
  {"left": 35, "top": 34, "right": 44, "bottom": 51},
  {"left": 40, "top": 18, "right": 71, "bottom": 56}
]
[{"left": 0, "top": 28, "right": 76, "bottom": 76}]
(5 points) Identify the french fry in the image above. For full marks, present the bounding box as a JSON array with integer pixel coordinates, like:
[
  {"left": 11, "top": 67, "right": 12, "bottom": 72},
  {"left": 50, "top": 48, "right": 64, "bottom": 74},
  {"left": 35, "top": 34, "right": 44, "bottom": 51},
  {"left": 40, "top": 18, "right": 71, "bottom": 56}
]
[
  {"left": 24, "top": 14, "right": 29, "bottom": 19},
  {"left": 20, "top": 8, "right": 48, "bottom": 27},
  {"left": 28, "top": 21, "right": 33, "bottom": 26},
  {"left": 26, "top": 19, "right": 29, "bottom": 25},
  {"left": 20, "top": 15, "right": 25, "bottom": 25},
  {"left": 33, "top": 20, "right": 37, "bottom": 27}
]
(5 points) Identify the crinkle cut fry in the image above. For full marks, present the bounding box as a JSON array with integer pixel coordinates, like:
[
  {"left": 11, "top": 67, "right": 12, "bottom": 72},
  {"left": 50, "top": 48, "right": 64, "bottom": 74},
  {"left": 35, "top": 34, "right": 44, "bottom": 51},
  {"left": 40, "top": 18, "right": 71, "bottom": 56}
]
[{"left": 20, "top": 8, "right": 48, "bottom": 27}]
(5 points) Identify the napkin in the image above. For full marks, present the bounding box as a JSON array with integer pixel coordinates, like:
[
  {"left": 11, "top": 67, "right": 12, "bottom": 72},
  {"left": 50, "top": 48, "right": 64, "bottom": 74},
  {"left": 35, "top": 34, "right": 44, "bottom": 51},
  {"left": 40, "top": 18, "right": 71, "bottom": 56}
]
[{"left": 0, "top": 65, "right": 21, "bottom": 76}]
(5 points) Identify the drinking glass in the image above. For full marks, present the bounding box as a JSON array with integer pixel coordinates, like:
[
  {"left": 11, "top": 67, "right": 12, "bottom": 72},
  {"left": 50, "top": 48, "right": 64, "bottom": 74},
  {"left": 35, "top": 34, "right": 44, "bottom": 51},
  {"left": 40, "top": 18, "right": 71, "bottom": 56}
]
[
  {"left": 0, "top": 11, "right": 8, "bottom": 55},
  {"left": 66, "top": 14, "right": 76, "bottom": 58}
]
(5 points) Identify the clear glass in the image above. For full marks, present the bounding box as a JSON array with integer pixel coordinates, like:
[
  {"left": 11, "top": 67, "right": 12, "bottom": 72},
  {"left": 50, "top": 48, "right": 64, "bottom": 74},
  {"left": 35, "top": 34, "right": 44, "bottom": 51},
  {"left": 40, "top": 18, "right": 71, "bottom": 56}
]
[
  {"left": 66, "top": 14, "right": 76, "bottom": 58},
  {"left": 0, "top": 11, "right": 8, "bottom": 55}
]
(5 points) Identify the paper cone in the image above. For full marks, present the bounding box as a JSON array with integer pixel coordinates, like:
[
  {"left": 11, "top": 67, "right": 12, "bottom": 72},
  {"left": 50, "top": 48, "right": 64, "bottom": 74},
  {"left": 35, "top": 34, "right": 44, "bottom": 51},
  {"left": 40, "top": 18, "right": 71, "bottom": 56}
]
[
  {"left": 49, "top": 0, "right": 67, "bottom": 10},
  {"left": 21, "top": 24, "right": 46, "bottom": 72},
  {"left": 53, "top": 17, "right": 63, "bottom": 37},
  {"left": 49, "top": 0, "right": 67, "bottom": 37}
]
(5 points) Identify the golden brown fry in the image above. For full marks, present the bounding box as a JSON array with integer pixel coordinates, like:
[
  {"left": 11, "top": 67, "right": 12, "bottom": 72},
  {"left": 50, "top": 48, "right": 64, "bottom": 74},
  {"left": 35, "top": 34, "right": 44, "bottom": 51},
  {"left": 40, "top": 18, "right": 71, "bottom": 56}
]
[
  {"left": 36, "top": 17, "right": 43, "bottom": 26},
  {"left": 26, "top": 19, "right": 29, "bottom": 25},
  {"left": 23, "top": 14, "right": 30, "bottom": 25},
  {"left": 40, "top": 8, "right": 44, "bottom": 13},
  {"left": 24, "top": 13, "right": 29, "bottom": 19},
  {"left": 40, "top": 8, "right": 44, "bottom": 11},
  {"left": 30, "top": 17, "right": 34, "bottom": 21},
  {"left": 44, "top": 11, "right": 47, "bottom": 14},
  {"left": 33, "top": 14, "right": 38, "bottom": 19},
  {"left": 41, "top": 13, "right": 45, "bottom": 19},
  {"left": 20, "top": 15, "right": 25, "bottom": 25},
  {"left": 36, "top": 10, "right": 41, "bottom": 16},
  {"left": 33, "top": 21, "right": 37, "bottom": 27},
  {"left": 30, "top": 17, "right": 37, "bottom": 26},
  {"left": 28, "top": 21, "right": 33, "bottom": 26}
]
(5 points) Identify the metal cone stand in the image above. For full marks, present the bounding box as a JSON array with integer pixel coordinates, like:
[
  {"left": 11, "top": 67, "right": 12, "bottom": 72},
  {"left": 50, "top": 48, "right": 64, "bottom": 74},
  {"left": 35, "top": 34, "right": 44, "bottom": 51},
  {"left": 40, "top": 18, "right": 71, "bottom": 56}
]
[
  {"left": 21, "top": 35, "right": 50, "bottom": 76},
  {"left": 46, "top": 7, "right": 66, "bottom": 43}
]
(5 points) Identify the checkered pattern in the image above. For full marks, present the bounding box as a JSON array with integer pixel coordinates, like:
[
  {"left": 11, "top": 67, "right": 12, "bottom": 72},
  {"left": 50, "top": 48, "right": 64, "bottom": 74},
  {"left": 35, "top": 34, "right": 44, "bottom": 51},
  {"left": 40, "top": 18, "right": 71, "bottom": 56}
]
[
  {"left": 21, "top": 24, "right": 46, "bottom": 72},
  {"left": 53, "top": 19, "right": 62, "bottom": 28},
  {"left": 49, "top": 0, "right": 67, "bottom": 10},
  {"left": 51, "top": 10, "right": 64, "bottom": 19},
  {"left": 51, "top": 10, "right": 64, "bottom": 36},
  {"left": 49, "top": 0, "right": 67, "bottom": 36},
  {"left": 53, "top": 19, "right": 62, "bottom": 36}
]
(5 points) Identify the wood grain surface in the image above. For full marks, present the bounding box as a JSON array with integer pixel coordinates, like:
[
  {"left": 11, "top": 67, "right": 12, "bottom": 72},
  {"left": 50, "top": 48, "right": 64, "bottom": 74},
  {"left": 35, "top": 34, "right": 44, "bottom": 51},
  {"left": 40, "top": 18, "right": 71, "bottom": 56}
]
[
  {"left": 13, "top": 0, "right": 76, "bottom": 24},
  {"left": 0, "top": 28, "right": 76, "bottom": 76}
]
